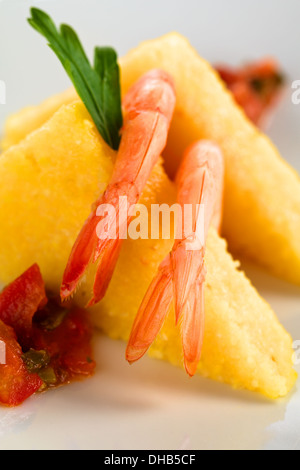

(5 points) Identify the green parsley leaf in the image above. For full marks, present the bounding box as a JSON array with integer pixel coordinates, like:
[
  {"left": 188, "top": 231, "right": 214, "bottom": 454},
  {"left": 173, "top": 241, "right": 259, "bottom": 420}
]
[{"left": 28, "top": 8, "right": 122, "bottom": 150}]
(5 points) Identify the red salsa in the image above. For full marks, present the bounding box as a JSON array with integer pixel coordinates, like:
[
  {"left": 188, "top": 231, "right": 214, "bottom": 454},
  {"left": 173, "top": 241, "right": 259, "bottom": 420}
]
[
  {"left": 0, "top": 265, "right": 95, "bottom": 406},
  {"left": 216, "top": 58, "right": 285, "bottom": 126}
]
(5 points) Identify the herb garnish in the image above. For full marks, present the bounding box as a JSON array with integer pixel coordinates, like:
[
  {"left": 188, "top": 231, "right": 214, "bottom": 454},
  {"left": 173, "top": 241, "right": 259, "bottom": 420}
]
[{"left": 28, "top": 8, "right": 123, "bottom": 150}]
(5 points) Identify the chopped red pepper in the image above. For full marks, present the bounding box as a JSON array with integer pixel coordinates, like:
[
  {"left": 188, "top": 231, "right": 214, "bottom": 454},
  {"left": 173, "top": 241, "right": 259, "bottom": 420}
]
[
  {"left": 0, "top": 267, "right": 95, "bottom": 406},
  {"left": 0, "top": 264, "right": 47, "bottom": 346},
  {"left": 216, "top": 58, "right": 285, "bottom": 126},
  {"left": 0, "top": 320, "right": 43, "bottom": 406},
  {"left": 32, "top": 306, "right": 96, "bottom": 385}
]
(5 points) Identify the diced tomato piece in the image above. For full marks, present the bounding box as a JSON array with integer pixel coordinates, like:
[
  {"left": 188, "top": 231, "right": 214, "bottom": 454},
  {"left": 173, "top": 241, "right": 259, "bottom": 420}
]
[
  {"left": 215, "top": 66, "right": 238, "bottom": 86},
  {"left": 0, "top": 267, "right": 95, "bottom": 407},
  {"left": 32, "top": 308, "right": 95, "bottom": 383},
  {"left": 0, "top": 320, "right": 43, "bottom": 406},
  {"left": 0, "top": 264, "right": 47, "bottom": 345},
  {"left": 230, "top": 81, "right": 265, "bottom": 125},
  {"left": 216, "top": 58, "right": 285, "bottom": 126}
]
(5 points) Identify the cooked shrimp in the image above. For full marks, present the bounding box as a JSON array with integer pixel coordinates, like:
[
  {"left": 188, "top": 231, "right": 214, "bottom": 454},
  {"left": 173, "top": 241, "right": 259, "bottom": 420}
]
[
  {"left": 126, "top": 141, "right": 224, "bottom": 376},
  {"left": 61, "top": 69, "right": 176, "bottom": 306}
]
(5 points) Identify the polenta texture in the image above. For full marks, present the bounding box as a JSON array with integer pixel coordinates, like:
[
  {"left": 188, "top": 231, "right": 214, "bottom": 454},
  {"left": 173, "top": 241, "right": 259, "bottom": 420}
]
[
  {"left": 0, "top": 101, "right": 296, "bottom": 398},
  {"left": 3, "top": 34, "right": 300, "bottom": 285},
  {"left": 120, "top": 33, "right": 300, "bottom": 286}
]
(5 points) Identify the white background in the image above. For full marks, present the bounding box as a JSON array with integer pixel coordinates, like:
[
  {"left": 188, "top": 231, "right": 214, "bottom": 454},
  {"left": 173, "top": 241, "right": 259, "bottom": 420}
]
[{"left": 0, "top": 0, "right": 299, "bottom": 450}]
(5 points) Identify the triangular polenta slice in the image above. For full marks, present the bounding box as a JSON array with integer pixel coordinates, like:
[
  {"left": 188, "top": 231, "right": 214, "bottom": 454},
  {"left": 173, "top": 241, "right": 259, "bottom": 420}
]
[
  {"left": 92, "top": 227, "right": 296, "bottom": 399},
  {"left": 0, "top": 101, "right": 296, "bottom": 398},
  {"left": 1, "top": 88, "right": 77, "bottom": 152},
  {"left": 119, "top": 34, "right": 300, "bottom": 286},
  {"left": 4, "top": 33, "right": 300, "bottom": 286},
  {"left": 0, "top": 101, "right": 114, "bottom": 287}
]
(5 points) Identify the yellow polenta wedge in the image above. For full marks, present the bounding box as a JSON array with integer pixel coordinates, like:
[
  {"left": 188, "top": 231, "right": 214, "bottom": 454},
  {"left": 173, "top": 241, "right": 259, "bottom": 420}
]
[
  {"left": 119, "top": 34, "right": 300, "bottom": 286},
  {"left": 4, "top": 33, "right": 300, "bottom": 285},
  {"left": 1, "top": 88, "right": 77, "bottom": 152},
  {"left": 91, "top": 228, "right": 297, "bottom": 399},
  {"left": 0, "top": 101, "right": 296, "bottom": 398},
  {"left": 0, "top": 101, "right": 114, "bottom": 288}
]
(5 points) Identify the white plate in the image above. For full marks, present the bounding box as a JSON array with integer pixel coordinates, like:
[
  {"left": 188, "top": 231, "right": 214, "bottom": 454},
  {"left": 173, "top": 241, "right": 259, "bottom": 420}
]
[{"left": 0, "top": 0, "right": 300, "bottom": 450}]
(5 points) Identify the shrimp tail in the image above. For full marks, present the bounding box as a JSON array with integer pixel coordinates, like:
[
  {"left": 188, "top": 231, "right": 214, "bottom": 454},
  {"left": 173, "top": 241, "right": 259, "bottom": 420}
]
[
  {"left": 60, "top": 213, "right": 100, "bottom": 300},
  {"left": 172, "top": 244, "right": 206, "bottom": 376},
  {"left": 126, "top": 256, "right": 173, "bottom": 364},
  {"left": 181, "top": 279, "right": 205, "bottom": 377},
  {"left": 171, "top": 244, "right": 206, "bottom": 325},
  {"left": 87, "top": 238, "right": 122, "bottom": 307}
]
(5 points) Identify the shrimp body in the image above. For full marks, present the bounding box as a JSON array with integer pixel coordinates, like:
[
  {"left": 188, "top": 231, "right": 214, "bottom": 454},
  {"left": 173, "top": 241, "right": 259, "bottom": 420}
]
[
  {"left": 126, "top": 141, "right": 224, "bottom": 376},
  {"left": 61, "top": 70, "right": 176, "bottom": 306}
]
